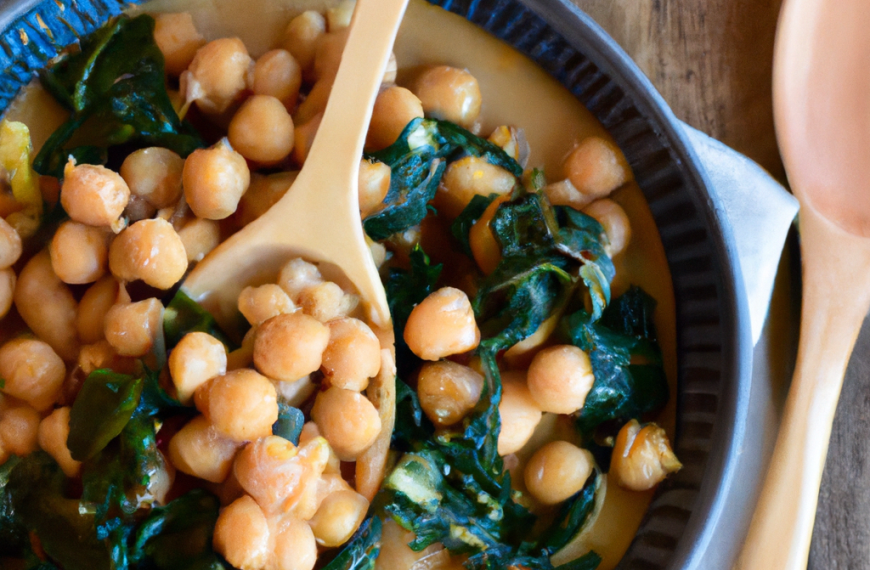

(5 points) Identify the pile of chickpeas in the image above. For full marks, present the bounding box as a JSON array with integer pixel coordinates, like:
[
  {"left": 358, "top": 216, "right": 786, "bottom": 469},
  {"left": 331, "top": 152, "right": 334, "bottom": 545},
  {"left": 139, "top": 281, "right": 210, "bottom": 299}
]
[{"left": 0, "top": 0, "right": 681, "bottom": 567}]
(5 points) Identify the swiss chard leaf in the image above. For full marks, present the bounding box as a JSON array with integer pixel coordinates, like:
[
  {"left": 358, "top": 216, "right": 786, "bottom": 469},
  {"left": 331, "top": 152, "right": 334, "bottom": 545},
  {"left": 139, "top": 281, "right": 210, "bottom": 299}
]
[
  {"left": 34, "top": 15, "right": 204, "bottom": 179},
  {"left": 0, "top": 456, "right": 26, "bottom": 556},
  {"left": 539, "top": 471, "right": 602, "bottom": 554},
  {"left": 272, "top": 403, "right": 305, "bottom": 445},
  {"left": 320, "top": 516, "right": 382, "bottom": 570},
  {"left": 450, "top": 194, "right": 497, "bottom": 258},
  {"left": 164, "top": 289, "right": 235, "bottom": 350},
  {"left": 391, "top": 378, "right": 434, "bottom": 451}
]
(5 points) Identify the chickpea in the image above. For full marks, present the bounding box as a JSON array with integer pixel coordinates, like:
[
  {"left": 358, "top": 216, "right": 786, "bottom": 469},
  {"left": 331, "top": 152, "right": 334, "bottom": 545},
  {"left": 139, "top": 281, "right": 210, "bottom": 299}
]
[
  {"left": 293, "top": 112, "right": 322, "bottom": 166},
  {"left": 0, "top": 339, "right": 64, "bottom": 411},
  {"left": 184, "top": 37, "right": 252, "bottom": 114},
  {"left": 314, "top": 472, "right": 353, "bottom": 509},
  {"left": 183, "top": 141, "right": 251, "bottom": 220},
  {"left": 168, "top": 415, "right": 243, "bottom": 483},
  {"left": 148, "top": 451, "right": 176, "bottom": 506},
  {"left": 14, "top": 251, "right": 79, "bottom": 361},
  {"left": 282, "top": 11, "right": 326, "bottom": 76},
  {"left": 273, "top": 375, "right": 316, "bottom": 410},
  {"left": 469, "top": 195, "right": 510, "bottom": 275},
  {"left": 527, "top": 345, "right": 595, "bottom": 415},
  {"left": 213, "top": 495, "right": 270, "bottom": 570},
  {"left": 272, "top": 516, "right": 318, "bottom": 570},
  {"left": 125, "top": 195, "right": 157, "bottom": 223},
  {"left": 417, "top": 361, "right": 483, "bottom": 427},
  {"left": 497, "top": 371, "right": 542, "bottom": 456},
  {"left": 235, "top": 172, "right": 296, "bottom": 227},
  {"left": 49, "top": 221, "right": 109, "bottom": 284},
  {"left": 326, "top": 0, "right": 356, "bottom": 30},
  {"left": 38, "top": 406, "right": 80, "bottom": 477},
  {"left": 238, "top": 284, "right": 296, "bottom": 326},
  {"left": 228, "top": 96, "right": 295, "bottom": 164},
  {"left": 109, "top": 218, "right": 188, "bottom": 289},
  {"left": 60, "top": 162, "right": 130, "bottom": 229},
  {"left": 169, "top": 332, "right": 227, "bottom": 404},
  {"left": 358, "top": 160, "right": 390, "bottom": 217},
  {"left": 205, "top": 369, "right": 278, "bottom": 442},
  {"left": 76, "top": 276, "right": 119, "bottom": 344},
  {"left": 383, "top": 51, "right": 398, "bottom": 84},
  {"left": 252, "top": 49, "right": 302, "bottom": 109},
  {"left": 488, "top": 125, "right": 526, "bottom": 162},
  {"left": 321, "top": 318, "right": 380, "bottom": 392},
  {"left": 0, "top": 268, "right": 14, "bottom": 319},
  {"left": 254, "top": 313, "right": 329, "bottom": 382},
  {"left": 313, "top": 28, "right": 349, "bottom": 82},
  {"left": 312, "top": 386, "right": 381, "bottom": 461},
  {"left": 309, "top": 489, "right": 368, "bottom": 548},
  {"left": 177, "top": 217, "right": 221, "bottom": 262},
  {"left": 153, "top": 12, "right": 205, "bottom": 76},
  {"left": 0, "top": 216, "right": 22, "bottom": 269},
  {"left": 227, "top": 325, "right": 257, "bottom": 372},
  {"left": 77, "top": 340, "right": 136, "bottom": 377},
  {"left": 414, "top": 66, "right": 482, "bottom": 127},
  {"left": 524, "top": 441, "right": 594, "bottom": 505},
  {"left": 583, "top": 199, "right": 631, "bottom": 257},
  {"left": 299, "top": 421, "right": 341, "bottom": 474},
  {"left": 366, "top": 86, "right": 424, "bottom": 151},
  {"left": 611, "top": 420, "right": 682, "bottom": 491},
  {"left": 298, "top": 281, "right": 357, "bottom": 323},
  {"left": 0, "top": 405, "right": 40, "bottom": 457},
  {"left": 103, "top": 298, "right": 164, "bottom": 358},
  {"left": 435, "top": 156, "right": 516, "bottom": 219},
  {"left": 561, "top": 137, "right": 629, "bottom": 204},
  {"left": 120, "top": 147, "right": 184, "bottom": 209},
  {"left": 404, "top": 287, "right": 480, "bottom": 361},
  {"left": 277, "top": 258, "right": 322, "bottom": 302}
]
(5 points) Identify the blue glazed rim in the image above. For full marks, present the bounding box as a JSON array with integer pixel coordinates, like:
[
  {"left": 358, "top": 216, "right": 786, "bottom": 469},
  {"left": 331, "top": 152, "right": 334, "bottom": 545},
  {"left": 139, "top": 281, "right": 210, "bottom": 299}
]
[{"left": 0, "top": 1, "right": 754, "bottom": 568}]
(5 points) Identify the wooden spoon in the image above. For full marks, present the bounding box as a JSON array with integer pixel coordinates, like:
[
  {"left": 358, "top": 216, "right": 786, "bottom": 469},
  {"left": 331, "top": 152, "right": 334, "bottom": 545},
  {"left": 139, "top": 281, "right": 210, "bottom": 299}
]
[
  {"left": 182, "top": 0, "right": 408, "bottom": 499},
  {"left": 736, "top": 0, "right": 870, "bottom": 567},
  {"left": 182, "top": 0, "right": 408, "bottom": 332}
]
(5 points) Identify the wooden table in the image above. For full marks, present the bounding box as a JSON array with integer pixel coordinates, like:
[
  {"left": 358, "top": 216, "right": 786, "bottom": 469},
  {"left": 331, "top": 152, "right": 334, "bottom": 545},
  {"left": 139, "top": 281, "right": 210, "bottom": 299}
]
[{"left": 570, "top": 0, "right": 866, "bottom": 567}]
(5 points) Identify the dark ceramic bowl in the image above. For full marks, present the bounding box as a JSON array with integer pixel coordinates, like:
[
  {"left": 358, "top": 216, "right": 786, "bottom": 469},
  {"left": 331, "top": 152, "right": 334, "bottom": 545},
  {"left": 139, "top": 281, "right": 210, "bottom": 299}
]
[{"left": 0, "top": 0, "right": 756, "bottom": 568}]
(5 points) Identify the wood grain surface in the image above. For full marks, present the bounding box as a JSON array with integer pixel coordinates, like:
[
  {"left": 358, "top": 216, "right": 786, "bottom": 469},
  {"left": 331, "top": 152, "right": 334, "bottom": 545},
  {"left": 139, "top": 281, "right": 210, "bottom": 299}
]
[{"left": 568, "top": 1, "right": 867, "bottom": 568}]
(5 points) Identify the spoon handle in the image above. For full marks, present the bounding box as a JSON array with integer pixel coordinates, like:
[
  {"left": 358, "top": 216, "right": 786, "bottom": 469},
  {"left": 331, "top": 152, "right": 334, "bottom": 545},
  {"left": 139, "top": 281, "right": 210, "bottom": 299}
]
[{"left": 736, "top": 204, "right": 870, "bottom": 569}]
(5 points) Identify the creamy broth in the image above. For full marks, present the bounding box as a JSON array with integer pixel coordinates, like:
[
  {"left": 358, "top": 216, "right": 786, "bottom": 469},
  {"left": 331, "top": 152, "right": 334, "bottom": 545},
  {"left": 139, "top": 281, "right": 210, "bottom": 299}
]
[{"left": 2, "top": 1, "right": 677, "bottom": 568}]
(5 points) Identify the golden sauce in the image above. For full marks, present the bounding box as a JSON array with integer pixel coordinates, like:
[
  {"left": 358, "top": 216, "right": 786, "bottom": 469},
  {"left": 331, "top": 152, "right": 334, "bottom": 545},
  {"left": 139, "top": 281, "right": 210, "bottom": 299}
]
[{"left": 2, "top": 2, "right": 677, "bottom": 567}]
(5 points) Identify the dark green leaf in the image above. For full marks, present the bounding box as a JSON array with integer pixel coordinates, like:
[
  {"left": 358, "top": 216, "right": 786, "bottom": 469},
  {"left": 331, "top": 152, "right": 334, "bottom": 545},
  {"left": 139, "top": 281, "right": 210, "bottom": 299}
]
[
  {"left": 272, "top": 403, "right": 305, "bottom": 445},
  {"left": 539, "top": 471, "right": 602, "bottom": 554},
  {"left": 320, "top": 516, "right": 382, "bottom": 570},
  {"left": 0, "top": 456, "right": 26, "bottom": 556},
  {"left": 164, "top": 289, "right": 235, "bottom": 350},
  {"left": 67, "top": 369, "right": 143, "bottom": 461},
  {"left": 450, "top": 193, "right": 497, "bottom": 258},
  {"left": 434, "top": 120, "right": 523, "bottom": 177},
  {"left": 392, "top": 378, "right": 434, "bottom": 451}
]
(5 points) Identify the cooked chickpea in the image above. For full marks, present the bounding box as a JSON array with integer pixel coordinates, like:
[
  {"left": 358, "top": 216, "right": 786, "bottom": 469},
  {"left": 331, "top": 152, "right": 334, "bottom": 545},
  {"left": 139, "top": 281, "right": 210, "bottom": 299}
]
[
  {"left": 282, "top": 11, "right": 326, "bottom": 76},
  {"left": 252, "top": 49, "right": 302, "bottom": 108},
  {"left": 321, "top": 318, "right": 381, "bottom": 392},
  {"left": 38, "top": 407, "right": 80, "bottom": 477},
  {"left": 312, "top": 387, "right": 381, "bottom": 461},
  {"left": 414, "top": 65, "right": 481, "bottom": 127},
  {"left": 469, "top": 195, "right": 510, "bottom": 275},
  {"left": 238, "top": 284, "right": 296, "bottom": 327},
  {"left": 254, "top": 312, "right": 329, "bottom": 382},
  {"left": 524, "top": 441, "right": 594, "bottom": 505},
  {"left": 235, "top": 172, "right": 296, "bottom": 227},
  {"left": 0, "top": 405, "right": 40, "bottom": 457},
  {"left": 153, "top": 12, "right": 205, "bottom": 76},
  {"left": 108, "top": 218, "right": 188, "bottom": 289},
  {"left": 417, "top": 361, "right": 483, "bottom": 427},
  {"left": 77, "top": 340, "right": 135, "bottom": 377},
  {"left": 49, "top": 221, "right": 109, "bottom": 284},
  {"left": 14, "top": 251, "right": 79, "bottom": 361},
  {"left": 169, "top": 332, "right": 227, "bottom": 404},
  {"left": 204, "top": 369, "right": 278, "bottom": 442},
  {"left": 0, "top": 216, "right": 22, "bottom": 269},
  {"left": 120, "top": 147, "right": 184, "bottom": 209},
  {"left": 309, "top": 489, "right": 368, "bottom": 548},
  {"left": 183, "top": 141, "right": 251, "bottom": 220},
  {"left": 314, "top": 472, "right": 352, "bottom": 508},
  {"left": 497, "top": 371, "right": 542, "bottom": 456},
  {"left": 436, "top": 156, "right": 516, "bottom": 219},
  {"left": 168, "top": 415, "right": 243, "bottom": 483},
  {"left": 404, "top": 287, "right": 480, "bottom": 361},
  {"left": 562, "top": 136, "right": 629, "bottom": 204},
  {"left": 299, "top": 422, "right": 341, "bottom": 475},
  {"left": 148, "top": 451, "right": 176, "bottom": 505},
  {"left": 611, "top": 420, "right": 682, "bottom": 491},
  {"left": 298, "top": 281, "right": 357, "bottom": 323},
  {"left": 277, "top": 258, "right": 322, "bottom": 302},
  {"left": 294, "top": 76, "right": 333, "bottom": 125},
  {"left": 228, "top": 96, "right": 295, "bottom": 164},
  {"left": 104, "top": 298, "right": 164, "bottom": 357},
  {"left": 177, "top": 217, "right": 221, "bottom": 262},
  {"left": 366, "top": 86, "right": 424, "bottom": 151},
  {"left": 226, "top": 325, "right": 257, "bottom": 372},
  {"left": 527, "top": 345, "right": 595, "bottom": 415},
  {"left": 272, "top": 516, "right": 318, "bottom": 570},
  {"left": 326, "top": 0, "right": 356, "bottom": 30},
  {"left": 184, "top": 37, "right": 252, "bottom": 114},
  {"left": 358, "top": 159, "right": 390, "bottom": 217},
  {"left": 76, "top": 276, "right": 119, "bottom": 344},
  {"left": 0, "top": 268, "right": 14, "bottom": 319},
  {"left": 213, "top": 495, "right": 270, "bottom": 570},
  {"left": 0, "top": 338, "right": 65, "bottom": 411},
  {"left": 583, "top": 199, "right": 631, "bottom": 257},
  {"left": 60, "top": 162, "right": 130, "bottom": 229},
  {"left": 383, "top": 52, "right": 398, "bottom": 84}
]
